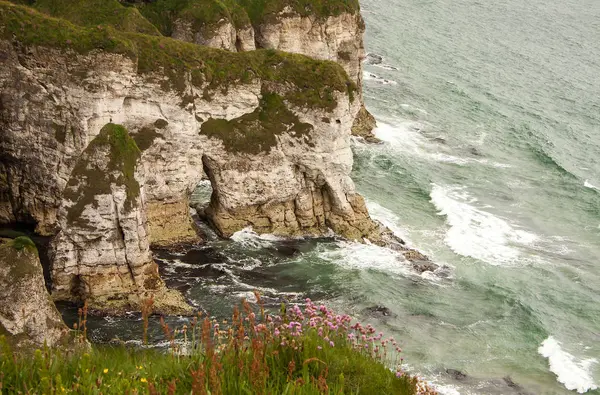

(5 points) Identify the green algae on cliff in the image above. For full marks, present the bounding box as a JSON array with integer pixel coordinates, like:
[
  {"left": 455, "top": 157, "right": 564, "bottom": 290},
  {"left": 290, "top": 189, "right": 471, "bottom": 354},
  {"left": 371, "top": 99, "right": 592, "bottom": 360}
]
[
  {"left": 0, "top": 237, "right": 40, "bottom": 279},
  {"left": 200, "top": 93, "right": 314, "bottom": 154},
  {"left": 64, "top": 124, "right": 141, "bottom": 227},
  {"left": 0, "top": 2, "right": 356, "bottom": 110}
]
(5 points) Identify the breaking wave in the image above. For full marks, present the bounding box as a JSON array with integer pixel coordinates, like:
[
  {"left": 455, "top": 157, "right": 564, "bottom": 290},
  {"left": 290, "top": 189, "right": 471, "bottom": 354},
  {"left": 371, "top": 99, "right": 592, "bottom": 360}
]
[
  {"left": 538, "top": 336, "right": 598, "bottom": 393},
  {"left": 430, "top": 184, "right": 538, "bottom": 265}
]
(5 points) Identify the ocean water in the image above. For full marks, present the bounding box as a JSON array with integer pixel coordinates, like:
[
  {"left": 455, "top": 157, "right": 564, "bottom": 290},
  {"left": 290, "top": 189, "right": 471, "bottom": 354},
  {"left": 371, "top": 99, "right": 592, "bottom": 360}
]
[{"left": 58, "top": 0, "right": 600, "bottom": 393}]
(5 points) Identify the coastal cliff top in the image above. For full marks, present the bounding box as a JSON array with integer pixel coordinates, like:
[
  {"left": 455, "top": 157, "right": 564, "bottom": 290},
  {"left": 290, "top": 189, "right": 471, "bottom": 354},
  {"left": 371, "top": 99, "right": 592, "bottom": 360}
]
[{"left": 0, "top": 1, "right": 356, "bottom": 109}]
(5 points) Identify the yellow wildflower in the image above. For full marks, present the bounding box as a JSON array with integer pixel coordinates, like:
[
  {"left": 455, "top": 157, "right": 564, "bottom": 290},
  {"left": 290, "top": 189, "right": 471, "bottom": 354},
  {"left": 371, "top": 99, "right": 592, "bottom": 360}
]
[
  {"left": 140, "top": 378, "right": 147, "bottom": 383},
  {"left": 103, "top": 368, "right": 108, "bottom": 374}
]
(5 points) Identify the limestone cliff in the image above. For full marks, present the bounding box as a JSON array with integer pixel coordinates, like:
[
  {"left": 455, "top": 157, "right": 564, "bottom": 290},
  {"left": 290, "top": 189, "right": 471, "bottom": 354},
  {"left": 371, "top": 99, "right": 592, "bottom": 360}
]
[
  {"left": 127, "top": 0, "right": 377, "bottom": 138},
  {"left": 0, "top": 2, "right": 398, "bottom": 311},
  {"left": 0, "top": 237, "right": 71, "bottom": 349}
]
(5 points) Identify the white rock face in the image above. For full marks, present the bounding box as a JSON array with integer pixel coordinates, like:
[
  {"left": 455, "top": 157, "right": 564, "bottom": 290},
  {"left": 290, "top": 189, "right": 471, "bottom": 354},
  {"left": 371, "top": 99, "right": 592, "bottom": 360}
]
[
  {"left": 172, "top": 18, "right": 256, "bottom": 51},
  {"left": 0, "top": 37, "right": 384, "bottom": 309},
  {"left": 255, "top": 10, "right": 366, "bottom": 89}
]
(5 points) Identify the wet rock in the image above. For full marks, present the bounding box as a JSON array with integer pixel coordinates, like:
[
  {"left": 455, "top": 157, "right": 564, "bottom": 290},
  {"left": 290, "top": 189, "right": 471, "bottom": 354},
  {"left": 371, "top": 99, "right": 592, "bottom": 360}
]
[
  {"left": 469, "top": 147, "right": 483, "bottom": 156},
  {"left": 352, "top": 105, "right": 380, "bottom": 142},
  {"left": 411, "top": 260, "right": 439, "bottom": 274},
  {"left": 502, "top": 376, "right": 534, "bottom": 395},
  {"left": 365, "top": 305, "right": 396, "bottom": 317},
  {"left": 365, "top": 52, "right": 383, "bottom": 65},
  {"left": 446, "top": 369, "right": 468, "bottom": 381}
]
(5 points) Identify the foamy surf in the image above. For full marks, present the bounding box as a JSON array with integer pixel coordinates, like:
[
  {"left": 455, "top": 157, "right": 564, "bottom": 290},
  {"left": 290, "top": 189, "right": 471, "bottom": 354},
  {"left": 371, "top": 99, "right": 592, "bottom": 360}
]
[
  {"left": 318, "top": 240, "right": 413, "bottom": 276},
  {"left": 230, "top": 227, "right": 288, "bottom": 249},
  {"left": 538, "top": 336, "right": 598, "bottom": 393},
  {"left": 363, "top": 71, "right": 398, "bottom": 85},
  {"left": 430, "top": 184, "right": 538, "bottom": 265},
  {"left": 365, "top": 199, "right": 412, "bottom": 245},
  {"left": 371, "top": 121, "right": 511, "bottom": 168},
  {"left": 584, "top": 180, "right": 599, "bottom": 191}
]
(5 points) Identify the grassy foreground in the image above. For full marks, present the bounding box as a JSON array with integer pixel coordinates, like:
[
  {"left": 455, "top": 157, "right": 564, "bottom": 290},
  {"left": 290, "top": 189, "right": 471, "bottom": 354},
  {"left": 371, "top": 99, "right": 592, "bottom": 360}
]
[{"left": 0, "top": 296, "right": 436, "bottom": 394}]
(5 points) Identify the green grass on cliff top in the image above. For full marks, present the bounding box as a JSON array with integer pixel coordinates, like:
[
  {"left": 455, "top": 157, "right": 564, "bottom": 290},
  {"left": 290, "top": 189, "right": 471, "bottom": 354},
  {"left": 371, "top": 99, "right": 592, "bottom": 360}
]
[
  {"left": 33, "top": 0, "right": 161, "bottom": 35},
  {"left": 0, "top": 298, "right": 421, "bottom": 394},
  {"left": 0, "top": 1, "right": 355, "bottom": 109}
]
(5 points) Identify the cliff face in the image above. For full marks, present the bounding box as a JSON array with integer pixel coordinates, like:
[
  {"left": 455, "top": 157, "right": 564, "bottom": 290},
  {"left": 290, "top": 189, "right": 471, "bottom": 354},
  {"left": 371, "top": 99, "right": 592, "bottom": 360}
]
[
  {"left": 0, "top": 237, "right": 71, "bottom": 349},
  {"left": 128, "top": 0, "right": 376, "bottom": 138},
  {"left": 0, "top": 2, "right": 393, "bottom": 311}
]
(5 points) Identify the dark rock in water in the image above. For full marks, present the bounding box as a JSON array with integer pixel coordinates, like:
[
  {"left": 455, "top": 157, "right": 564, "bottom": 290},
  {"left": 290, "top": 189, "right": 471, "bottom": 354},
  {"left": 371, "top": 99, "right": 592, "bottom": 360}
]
[
  {"left": 446, "top": 369, "right": 468, "bottom": 381},
  {"left": 502, "top": 376, "right": 534, "bottom": 395},
  {"left": 379, "top": 64, "right": 399, "bottom": 71},
  {"left": 411, "top": 260, "right": 438, "bottom": 273},
  {"left": 365, "top": 305, "right": 396, "bottom": 317},
  {"left": 364, "top": 52, "right": 383, "bottom": 65},
  {"left": 469, "top": 147, "right": 483, "bottom": 156},
  {"left": 266, "top": 244, "right": 301, "bottom": 257}
]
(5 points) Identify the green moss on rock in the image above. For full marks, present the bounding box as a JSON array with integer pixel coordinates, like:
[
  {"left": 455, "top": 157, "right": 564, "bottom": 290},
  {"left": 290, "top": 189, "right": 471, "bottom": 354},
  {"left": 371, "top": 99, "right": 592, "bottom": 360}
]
[
  {"left": 0, "top": 238, "right": 40, "bottom": 279},
  {"left": 10, "top": 236, "right": 37, "bottom": 253},
  {"left": 64, "top": 123, "right": 141, "bottom": 227},
  {"left": 132, "top": 125, "right": 163, "bottom": 152},
  {"left": 200, "top": 92, "right": 313, "bottom": 154},
  {"left": 0, "top": 2, "right": 355, "bottom": 110}
]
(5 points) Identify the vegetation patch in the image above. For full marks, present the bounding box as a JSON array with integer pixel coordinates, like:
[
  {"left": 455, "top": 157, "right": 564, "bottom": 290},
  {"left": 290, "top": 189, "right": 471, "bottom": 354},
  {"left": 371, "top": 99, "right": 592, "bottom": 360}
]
[
  {"left": 130, "top": 0, "right": 250, "bottom": 38},
  {"left": 29, "top": 0, "right": 161, "bottom": 35},
  {"left": 10, "top": 235, "right": 37, "bottom": 253},
  {"left": 200, "top": 92, "right": 313, "bottom": 154},
  {"left": 132, "top": 125, "right": 163, "bottom": 152},
  {"left": 236, "top": 0, "right": 360, "bottom": 25},
  {"left": 0, "top": 297, "right": 433, "bottom": 394},
  {"left": 0, "top": 2, "right": 355, "bottom": 110},
  {"left": 0, "top": 238, "right": 40, "bottom": 279},
  {"left": 64, "top": 123, "right": 141, "bottom": 227}
]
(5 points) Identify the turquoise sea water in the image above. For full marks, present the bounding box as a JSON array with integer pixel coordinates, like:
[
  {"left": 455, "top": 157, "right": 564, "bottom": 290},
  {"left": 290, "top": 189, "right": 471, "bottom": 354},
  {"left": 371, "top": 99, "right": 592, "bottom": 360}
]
[{"left": 60, "top": 0, "right": 600, "bottom": 393}]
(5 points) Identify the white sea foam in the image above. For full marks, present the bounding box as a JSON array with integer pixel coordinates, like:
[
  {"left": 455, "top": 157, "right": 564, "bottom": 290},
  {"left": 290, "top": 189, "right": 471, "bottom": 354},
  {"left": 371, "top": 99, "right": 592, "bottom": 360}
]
[
  {"left": 365, "top": 199, "right": 412, "bottom": 244},
  {"left": 584, "top": 180, "right": 599, "bottom": 190},
  {"left": 230, "top": 227, "right": 287, "bottom": 249},
  {"left": 538, "top": 336, "right": 598, "bottom": 393},
  {"left": 318, "top": 240, "right": 412, "bottom": 276},
  {"left": 372, "top": 121, "right": 511, "bottom": 168},
  {"left": 430, "top": 184, "right": 538, "bottom": 265},
  {"left": 363, "top": 71, "right": 398, "bottom": 85}
]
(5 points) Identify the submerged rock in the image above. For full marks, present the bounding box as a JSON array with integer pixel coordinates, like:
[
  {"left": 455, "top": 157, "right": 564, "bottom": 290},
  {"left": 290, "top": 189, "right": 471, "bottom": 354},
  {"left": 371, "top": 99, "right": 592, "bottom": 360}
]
[
  {"left": 446, "top": 369, "right": 468, "bottom": 381},
  {"left": 365, "top": 305, "right": 396, "bottom": 317},
  {"left": 0, "top": 237, "right": 71, "bottom": 349},
  {"left": 364, "top": 52, "right": 384, "bottom": 65}
]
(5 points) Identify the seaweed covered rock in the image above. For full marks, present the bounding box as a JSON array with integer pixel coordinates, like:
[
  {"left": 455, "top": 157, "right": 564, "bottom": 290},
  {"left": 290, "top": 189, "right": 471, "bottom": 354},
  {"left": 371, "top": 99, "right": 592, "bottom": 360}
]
[{"left": 0, "top": 237, "right": 71, "bottom": 349}]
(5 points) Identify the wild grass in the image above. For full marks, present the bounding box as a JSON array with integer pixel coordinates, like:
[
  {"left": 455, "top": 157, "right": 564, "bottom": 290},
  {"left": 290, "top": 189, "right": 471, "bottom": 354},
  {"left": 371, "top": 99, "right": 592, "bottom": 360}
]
[{"left": 0, "top": 294, "right": 437, "bottom": 394}]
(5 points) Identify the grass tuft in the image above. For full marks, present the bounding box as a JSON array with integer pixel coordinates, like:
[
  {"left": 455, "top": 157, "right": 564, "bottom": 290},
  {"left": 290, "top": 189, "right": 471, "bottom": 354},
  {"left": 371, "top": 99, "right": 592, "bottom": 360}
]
[{"left": 10, "top": 236, "right": 37, "bottom": 253}]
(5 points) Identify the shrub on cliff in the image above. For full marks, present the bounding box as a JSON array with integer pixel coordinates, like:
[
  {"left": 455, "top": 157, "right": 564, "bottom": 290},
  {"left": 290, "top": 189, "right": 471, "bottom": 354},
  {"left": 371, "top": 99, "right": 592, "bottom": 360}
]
[{"left": 0, "top": 297, "right": 436, "bottom": 394}]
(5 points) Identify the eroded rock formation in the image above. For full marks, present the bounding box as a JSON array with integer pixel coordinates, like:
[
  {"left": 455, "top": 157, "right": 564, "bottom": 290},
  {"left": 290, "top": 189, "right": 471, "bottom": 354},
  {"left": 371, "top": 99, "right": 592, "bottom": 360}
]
[
  {"left": 0, "top": 237, "right": 71, "bottom": 349},
  {"left": 0, "top": 1, "right": 401, "bottom": 312}
]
